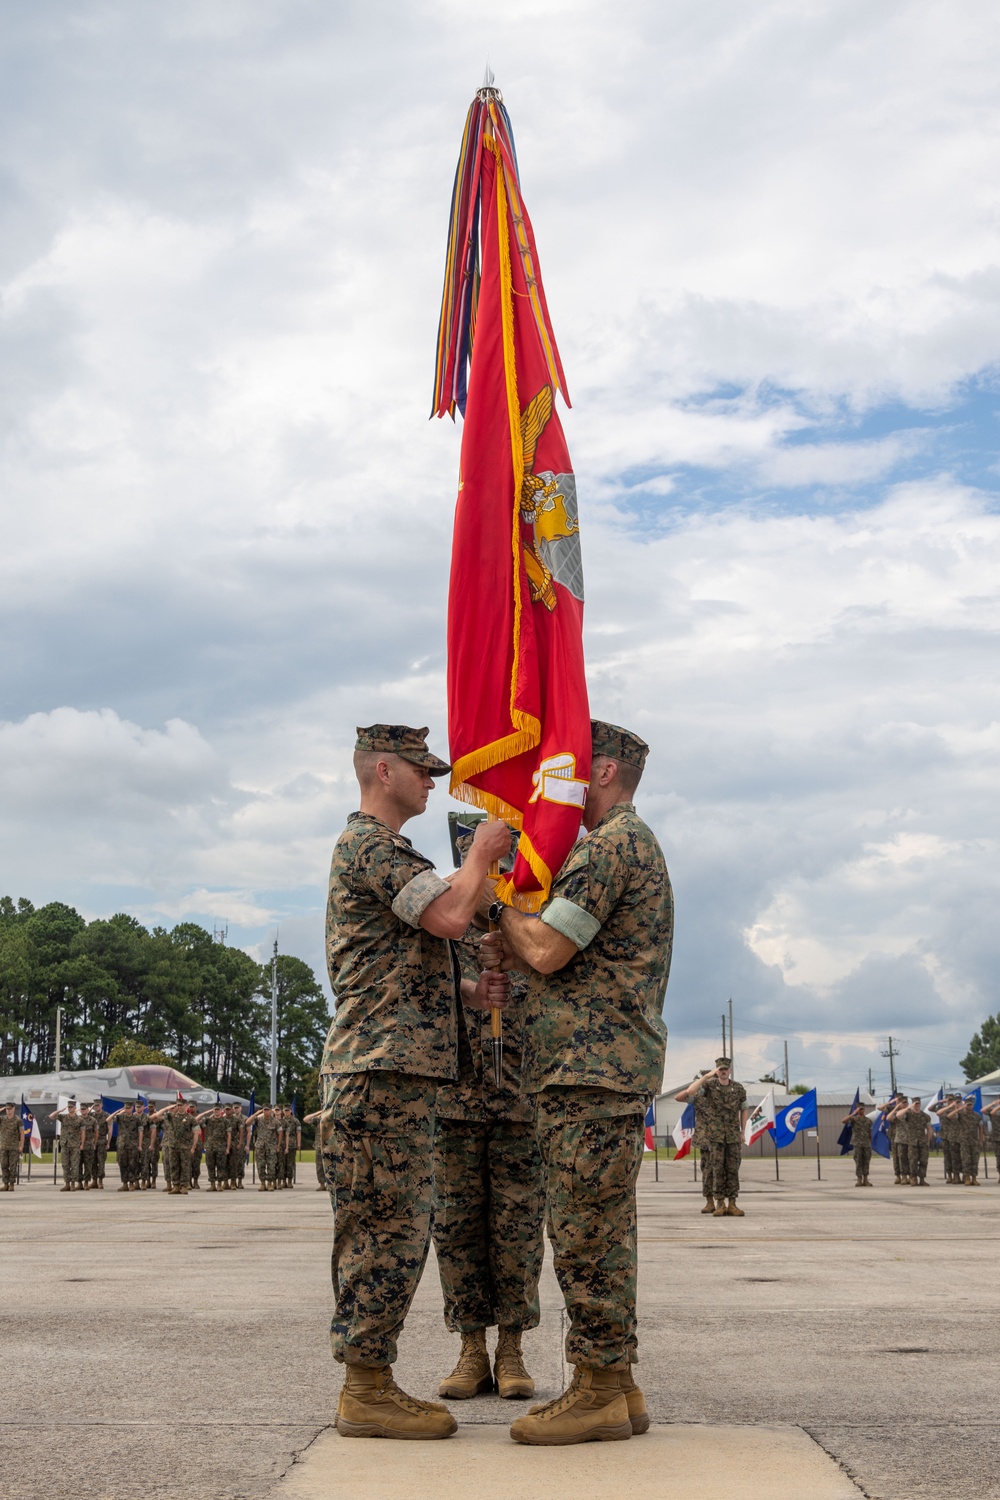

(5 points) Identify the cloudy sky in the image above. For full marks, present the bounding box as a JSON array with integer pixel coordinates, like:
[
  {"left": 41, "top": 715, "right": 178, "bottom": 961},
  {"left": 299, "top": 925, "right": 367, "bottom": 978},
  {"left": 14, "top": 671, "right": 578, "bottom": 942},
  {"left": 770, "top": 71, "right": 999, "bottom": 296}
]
[{"left": 3, "top": 1, "right": 999, "bottom": 1095}]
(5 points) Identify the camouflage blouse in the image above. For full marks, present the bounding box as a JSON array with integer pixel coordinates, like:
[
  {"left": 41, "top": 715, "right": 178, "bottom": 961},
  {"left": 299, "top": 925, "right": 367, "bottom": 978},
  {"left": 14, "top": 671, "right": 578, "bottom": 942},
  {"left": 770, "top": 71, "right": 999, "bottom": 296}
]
[
  {"left": 435, "top": 926, "right": 534, "bottom": 1123},
  {"left": 323, "top": 812, "right": 460, "bottom": 1082},
  {"left": 520, "top": 803, "right": 672, "bottom": 1098}
]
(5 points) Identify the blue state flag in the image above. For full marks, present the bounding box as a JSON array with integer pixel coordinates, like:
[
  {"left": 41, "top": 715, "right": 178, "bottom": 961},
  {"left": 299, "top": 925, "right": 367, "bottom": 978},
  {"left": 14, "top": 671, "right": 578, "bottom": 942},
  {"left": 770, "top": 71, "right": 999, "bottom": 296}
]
[
  {"left": 871, "top": 1108, "right": 891, "bottom": 1158},
  {"left": 964, "top": 1086, "right": 983, "bottom": 1112},
  {"left": 837, "top": 1088, "right": 860, "bottom": 1155},
  {"left": 774, "top": 1088, "right": 818, "bottom": 1149}
]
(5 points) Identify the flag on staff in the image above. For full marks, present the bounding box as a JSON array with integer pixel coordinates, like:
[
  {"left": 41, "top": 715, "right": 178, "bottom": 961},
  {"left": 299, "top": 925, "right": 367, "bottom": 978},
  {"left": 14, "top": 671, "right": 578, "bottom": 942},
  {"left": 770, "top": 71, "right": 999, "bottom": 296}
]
[
  {"left": 926, "top": 1088, "right": 943, "bottom": 1134},
  {"left": 963, "top": 1086, "right": 983, "bottom": 1111},
  {"left": 248, "top": 1088, "right": 255, "bottom": 1116},
  {"left": 290, "top": 1093, "right": 297, "bottom": 1118},
  {"left": 434, "top": 81, "right": 590, "bottom": 911},
  {"left": 643, "top": 1102, "right": 656, "bottom": 1152},
  {"left": 744, "top": 1089, "right": 776, "bottom": 1147},
  {"left": 836, "top": 1088, "right": 861, "bottom": 1154},
  {"left": 21, "top": 1098, "right": 41, "bottom": 1158},
  {"left": 870, "top": 1106, "right": 891, "bottom": 1159},
  {"left": 774, "top": 1088, "right": 818, "bottom": 1149},
  {"left": 672, "top": 1101, "right": 696, "bottom": 1160}
]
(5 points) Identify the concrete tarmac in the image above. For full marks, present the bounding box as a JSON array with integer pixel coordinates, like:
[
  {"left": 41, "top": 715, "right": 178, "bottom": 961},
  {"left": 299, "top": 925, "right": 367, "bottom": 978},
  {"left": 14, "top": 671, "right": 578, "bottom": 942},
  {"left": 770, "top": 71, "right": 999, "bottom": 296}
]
[{"left": 1, "top": 1154, "right": 997, "bottom": 1500}]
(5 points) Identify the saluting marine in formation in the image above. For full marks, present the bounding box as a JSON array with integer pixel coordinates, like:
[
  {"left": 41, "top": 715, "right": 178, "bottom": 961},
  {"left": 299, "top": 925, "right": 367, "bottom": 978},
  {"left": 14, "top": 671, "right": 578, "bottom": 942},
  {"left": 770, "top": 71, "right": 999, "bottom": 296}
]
[
  {"left": 842, "top": 1099, "right": 874, "bottom": 1186},
  {"left": 887, "top": 1096, "right": 932, "bottom": 1186},
  {"left": 678, "top": 1059, "right": 747, "bottom": 1215}
]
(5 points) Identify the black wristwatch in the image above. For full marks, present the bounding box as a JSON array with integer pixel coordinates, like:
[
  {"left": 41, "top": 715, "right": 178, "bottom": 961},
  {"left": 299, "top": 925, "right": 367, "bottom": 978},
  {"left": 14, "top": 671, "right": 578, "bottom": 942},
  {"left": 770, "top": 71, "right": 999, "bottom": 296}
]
[{"left": 487, "top": 900, "right": 505, "bottom": 926}]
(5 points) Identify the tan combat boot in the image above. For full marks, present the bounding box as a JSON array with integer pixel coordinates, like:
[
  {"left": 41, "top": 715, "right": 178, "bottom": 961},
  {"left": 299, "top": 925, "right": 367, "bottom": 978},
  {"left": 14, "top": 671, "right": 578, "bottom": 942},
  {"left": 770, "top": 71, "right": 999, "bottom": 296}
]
[
  {"left": 494, "top": 1328, "right": 534, "bottom": 1399},
  {"left": 510, "top": 1367, "right": 631, "bottom": 1446},
  {"left": 700, "top": 1197, "right": 715, "bottom": 1214},
  {"left": 725, "top": 1199, "right": 745, "bottom": 1216},
  {"left": 712, "top": 1200, "right": 727, "bottom": 1216},
  {"left": 438, "top": 1329, "right": 493, "bottom": 1399},
  {"left": 336, "top": 1364, "right": 457, "bottom": 1439},
  {"left": 617, "top": 1366, "right": 649, "bottom": 1434}
]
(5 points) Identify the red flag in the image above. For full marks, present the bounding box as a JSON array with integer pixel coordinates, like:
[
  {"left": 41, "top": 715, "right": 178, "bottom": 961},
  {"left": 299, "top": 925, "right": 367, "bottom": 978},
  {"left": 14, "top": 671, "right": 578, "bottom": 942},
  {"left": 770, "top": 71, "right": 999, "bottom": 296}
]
[{"left": 435, "top": 89, "right": 590, "bottom": 911}]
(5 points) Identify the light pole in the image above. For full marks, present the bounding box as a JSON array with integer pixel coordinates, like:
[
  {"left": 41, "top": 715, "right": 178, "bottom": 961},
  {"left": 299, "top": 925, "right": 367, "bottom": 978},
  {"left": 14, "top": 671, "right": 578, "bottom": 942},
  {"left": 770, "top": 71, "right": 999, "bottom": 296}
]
[
  {"left": 270, "top": 939, "right": 278, "bottom": 1107},
  {"left": 55, "top": 1006, "right": 63, "bottom": 1073}
]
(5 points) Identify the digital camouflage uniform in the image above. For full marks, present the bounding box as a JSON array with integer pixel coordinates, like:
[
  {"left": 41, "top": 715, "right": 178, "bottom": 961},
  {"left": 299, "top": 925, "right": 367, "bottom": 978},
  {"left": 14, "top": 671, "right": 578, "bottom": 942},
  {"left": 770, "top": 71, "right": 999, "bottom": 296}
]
[
  {"left": 432, "top": 930, "right": 544, "bottom": 1335},
  {"left": 284, "top": 1115, "right": 300, "bottom": 1185},
  {"left": 116, "top": 1110, "right": 140, "bottom": 1188},
  {"left": 90, "top": 1107, "right": 109, "bottom": 1185},
  {"left": 904, "top": 1109, "right": 930, "bottom": 1182},
  {"left": 692, "top": 1095, "right": 712, "bottom": 1203},
  {"left": 203, "top": 1114, "right": 230, "bottom": 1186},
  {"left": 0, "top": 1111, "right": 22, "bottom": 1187},
  {"left": 227, "top": 1109, "right": 244, "bottom": 1186},
  {"left": 321, "top": 808, "right": 461, "bottom": 1366},
  {"left": 142, "top": 1113, "right": 159, "bottom": 1186},
  {"left": 253, "top": 1112, "right": 279, "bottom": 1185},
  {"left": 958, "top": 1108, "right": 982, "bottom": 1179},
  {"left": 697, "top": 1078, "right": 747, "bottom": 1203},
  {"left": 162, "top": 1107, "right": 196, "bottom": 1189},
  {"left": 189, "top": 1116, "right": 204, "bottom": 1186},
  {"left": 79, "top": 1109, "right": 97, "bottom": 1186},
  {"left": 943, "top": 1107, "right": 961, "bottom": 1180},
  {"left": 850, "top": 1110, "right": 873, "bottom": 1180},
  {"left": 59, "top": 1110, "right": 85, "bottom": 1187},
  {"left": 521, "top": 799, "right": 672, "bottom": 1371}
]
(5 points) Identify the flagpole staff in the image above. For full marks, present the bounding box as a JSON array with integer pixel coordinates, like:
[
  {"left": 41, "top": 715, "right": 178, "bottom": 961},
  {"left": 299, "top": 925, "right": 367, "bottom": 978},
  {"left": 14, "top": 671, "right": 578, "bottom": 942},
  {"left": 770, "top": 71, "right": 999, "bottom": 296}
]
[{"left": 487, "top": 830, "right": 504, "bottom": 1089}]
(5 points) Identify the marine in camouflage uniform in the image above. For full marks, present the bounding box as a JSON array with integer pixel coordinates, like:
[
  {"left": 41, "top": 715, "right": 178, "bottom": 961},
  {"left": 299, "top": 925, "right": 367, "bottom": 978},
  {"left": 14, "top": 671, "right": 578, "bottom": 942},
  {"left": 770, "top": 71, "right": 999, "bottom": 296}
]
[
  {"left": 304, "top": 1109, "right": 327, "bottom": 1189},
  {"left": 321, "top": 724, "right": 510, "bottom": 1440},
  {"left": 78, "top": 1105, "right": 97, "bottom": 1189},
  {"left": 114, "top": 1104, "right": 141, "bottom": 1191},
  {"left": 433, "top": 882, "right": 545, "bottom": 1402},
  {"left": 142, "top": 1108, "right": 160, "bottom": 1188},
  {"left": 492, "top": 722, "right": 672, "bottom": 1446},
  {"left": 226, "top": 1106, "right": 244, "bottom": 1188},
  {"left": 151, "top": 1100, "right": 197, "bottom": 1194},
  {"left": 843, "top": 1103, "right": 873, "bottom": 1184},
  {"left": 0, "top": 1102, "right": 24, "bottom": 1189},
  {"left": 886, "top": 1097, "right": 906, "bottom": 1183},
  {"left": 689, "top": 1061, "right": 747, "bottom": 1213},
  {"left": 199, "top": 1107, "right": 231, "bottom": 1189},
  {"left": 284, "top": 1110, "right": 301, "bottom": 1186},
  {"left": 250, "top": 1107, "right": 279, "bottom": 1190},
  {"left": 957, "top": 1101, "right": 983, "bottom": 1184},
  {"left": 905, "top": 1100, "right": 931, "bottom": 1184},
  {"left": 54, "top": 1100, "right": 85, "bottom": 1190},
  {"left": 89, "top": 1104, "right": 109, "bottom": 1188}
]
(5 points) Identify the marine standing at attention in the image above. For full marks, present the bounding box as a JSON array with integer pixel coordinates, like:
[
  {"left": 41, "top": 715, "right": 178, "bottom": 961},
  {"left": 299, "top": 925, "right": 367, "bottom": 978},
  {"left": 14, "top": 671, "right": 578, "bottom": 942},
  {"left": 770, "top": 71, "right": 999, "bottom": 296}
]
[
  {"left": 483, "top": 720, "right": 672, "bottom": 1447},
  {"left": 321, "top": 723, "right": 511, "bottom": 1441},
  {"left": 841, "top": 1098, "right": 874, "bottom": 1186},
  {"left": 682, "top": 1060, "right": 748, "bottom": 1217},
  {"left": 674, "top": 1071, "right": 714, "bottom": 1214},
  {"left": 53, "top": 1098, "right": 85, "bottom": 1192},
  {"left": 0, "top": 1101, "right": 24, "bottom": 1190}
]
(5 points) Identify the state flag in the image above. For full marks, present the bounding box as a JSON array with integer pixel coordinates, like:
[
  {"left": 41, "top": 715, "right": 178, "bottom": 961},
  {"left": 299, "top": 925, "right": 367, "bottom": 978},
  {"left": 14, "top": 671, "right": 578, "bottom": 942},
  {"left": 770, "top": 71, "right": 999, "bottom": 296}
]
[
  {"left": 644, "top": 1102, "right": 656, "bottom": 1152},
  {"left": 744, "top": 1089, "right": 776, "bottom": 1147},
  {"left": 673, "top": 1101, "right": 696, "bottom": 1160},
  {"left": 774, "top": 1088, "right": 818, "bottom": 1149},
  {"left": 836, "top": 1088, "right": 861, "bottom": 1155}
]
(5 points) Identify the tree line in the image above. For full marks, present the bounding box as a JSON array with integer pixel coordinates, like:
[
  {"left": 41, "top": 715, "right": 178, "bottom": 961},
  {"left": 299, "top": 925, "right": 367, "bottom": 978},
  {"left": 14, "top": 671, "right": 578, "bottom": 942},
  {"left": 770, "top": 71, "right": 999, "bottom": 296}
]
[{"left": 0, "top": 896, "right": 330, "bottom": 1108}]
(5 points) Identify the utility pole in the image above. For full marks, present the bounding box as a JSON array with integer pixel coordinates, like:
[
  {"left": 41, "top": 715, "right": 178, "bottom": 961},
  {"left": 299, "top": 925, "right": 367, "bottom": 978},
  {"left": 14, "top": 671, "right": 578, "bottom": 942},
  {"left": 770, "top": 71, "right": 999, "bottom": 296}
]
[
  {"left": 868, "top": 1067, "right": 874, "bottom": 1097},
  {"left": 721, "top": 1014, "right": 727, "bottom": 1057},
  {"left": 55, "top": 1006, "right": 63, "bottom": 1073},
  {"left": 783, "top": 1040, "right": 789, "bottom": 1093},
  {"left": 881, "top": 1036, "right": 898, "bottom": 1095},
  {"left": 270, "top": 938, "right": 279, "bottom": 1107},
  {"left": 728, "top": 997, "right": 734, "bottom": 1075}
]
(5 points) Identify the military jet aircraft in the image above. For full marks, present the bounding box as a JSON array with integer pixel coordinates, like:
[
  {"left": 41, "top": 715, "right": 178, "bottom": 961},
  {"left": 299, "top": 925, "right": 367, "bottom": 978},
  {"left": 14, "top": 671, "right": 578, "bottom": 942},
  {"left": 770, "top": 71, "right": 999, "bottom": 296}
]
[{"left": 1, "top": 1064, "right": 250, "bottom": 1140}]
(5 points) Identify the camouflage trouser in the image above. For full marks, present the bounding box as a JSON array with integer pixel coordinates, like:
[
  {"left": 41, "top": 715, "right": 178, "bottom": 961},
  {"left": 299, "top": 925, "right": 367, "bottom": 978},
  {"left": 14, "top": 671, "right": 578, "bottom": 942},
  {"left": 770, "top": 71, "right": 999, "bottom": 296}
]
[
  {"left": 118, "top": 1141, "right": 139, "bottom": 1186},
  {"left": 853, "top": 1145, "right": 872, "bottom": 1178},
  {"left": 891, "top": 1142, "right": 903, "bottom": 1179},
  {"left": 905, "top": 1142, "right": 928, "bottom": 1180},
  {"left": 285, "top": 1148, "right": 297, "bottom": 1184},
  {"left": 96, "top": 1142, "right": 108, "bottom": 1182},
  {"left": 61, "top": 1143, "right": 81, "bottom": 1186},
  {"left": 315, "top": 1145, "right": 327, "bottom": 1187},
  {"left": 255, "top": 1144, "right": 276, "bottom": 1183},
  {"left": 227, "top": 1144, "right": 242, "bottom": 1183},
  {"left": 959, "top": 1138, "right": 979, "bottom": 1177},
  {"left": 432, "top": 1116, "right": 545, "bottom": 1333},
  {"left": 698, "top": 1142, "right": 713, "bottom": 1199},
  {"left": 322, "top": 1070, "right": 437, "bottom": 1366},
  {"left": 80, "top": 1146, "right": 95, "bottom": 1184},
  {"left": 0, "top": 1148, "right": 18, "bottom": 1186},
  {"left": 190, "top": 1145, "right": 203, "bottom": 1185},
  {"left": 535, "top": 1087, "right": 645, "bottom": 1370},
  {"left": 942, "top": 1139, "right": 958, "bottom": 1176},
  {"left": 163, "top": 1145, "right": 189, "bottom": 1188},
  {"left": 205, "top": 1144, "right": 228, "bottom": 1183},
  {"left": 708, "top": 1139, "right": 742, "bottom": 1201},
  {"left": 141, "top": 1145, "right": 157, "bottom": 1183}
]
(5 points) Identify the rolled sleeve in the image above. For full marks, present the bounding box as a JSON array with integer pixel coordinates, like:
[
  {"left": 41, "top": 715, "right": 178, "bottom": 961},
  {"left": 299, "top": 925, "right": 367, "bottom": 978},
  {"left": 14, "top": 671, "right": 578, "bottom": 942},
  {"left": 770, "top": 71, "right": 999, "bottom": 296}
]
[
  {"left": 540, "top": 895, "right": 602, "bottom": 950},
  {"left": 391, "top": 869, "right": 451, "bottom": 928}
]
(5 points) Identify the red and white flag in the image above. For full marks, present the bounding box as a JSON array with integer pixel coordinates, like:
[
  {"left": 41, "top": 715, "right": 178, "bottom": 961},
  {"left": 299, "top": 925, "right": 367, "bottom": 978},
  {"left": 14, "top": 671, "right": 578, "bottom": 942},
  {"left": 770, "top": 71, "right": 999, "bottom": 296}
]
[
  {"left": 434, "top": 87, "right": 590, "bottom": 910},
  {"left": 673, "top": 1100, "right": 696, "bottom": 1160},
  {"left": 744, "top": 1089, "right": 776, "bottom": 1147}
]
